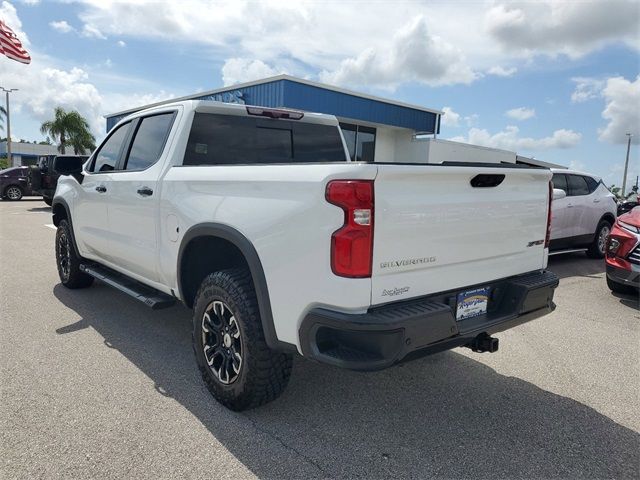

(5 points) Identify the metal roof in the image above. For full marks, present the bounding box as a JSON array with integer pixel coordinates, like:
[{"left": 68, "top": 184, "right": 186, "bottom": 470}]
[{"left": 105, "top": 75, "right": 441, "bottom": 134}]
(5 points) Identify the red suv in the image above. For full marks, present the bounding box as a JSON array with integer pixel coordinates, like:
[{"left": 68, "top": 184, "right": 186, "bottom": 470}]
[{"left": 606, "top": 207, "right": 640, "bottom": 294}]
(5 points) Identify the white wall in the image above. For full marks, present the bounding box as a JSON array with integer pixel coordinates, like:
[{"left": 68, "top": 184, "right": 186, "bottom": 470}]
[
  {"left": 373, "top": 127, "right": 397, "bottom": 163},
  {"left": 423, "top": 139, "right": 516, "bottom": 164}
]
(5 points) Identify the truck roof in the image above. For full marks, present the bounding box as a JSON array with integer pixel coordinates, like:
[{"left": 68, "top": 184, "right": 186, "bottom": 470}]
[{"left": 115, "top": 99, "right": 340, "bottom": 129}]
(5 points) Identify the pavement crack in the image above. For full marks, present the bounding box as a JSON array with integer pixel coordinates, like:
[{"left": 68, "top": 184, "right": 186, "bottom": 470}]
[{"left": 243, "top": 414, "right": 329, "bottom": 477}]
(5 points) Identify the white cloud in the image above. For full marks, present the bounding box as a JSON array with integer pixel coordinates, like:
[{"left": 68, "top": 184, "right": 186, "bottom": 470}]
[
  {"left": 49, "top": 20, "right": 74, "bottom": 34},
  {"left": 571, "top": 77, "right": 605, "bottom": 103},
  {"left": 485, "top": 0, "right": 640, "bottom": 58},
  {"left": 505, "top": 107, "right": 536, "bottom": 121},
  {"left": 116, "top": 40, "right": 126, "bottom": 47},
  {"left": 441, "top": 107, "right": 480, "bottom": 129},
  {"left": 449, "top": 126, "right": 581, "bottom": 152},
  {"left": 19, "top": 0, "right": 39, "bottom": 4},
  {"left": 221, "top": 58, "right": 285, "bottom": 86},
  {"left": 81, "top": 23, "right": 106, "bottom": 39},
  {"left": 569, "top": 160, "right": 586, "bottom": 171},
  {"left": 487, "top": 65, "right": 517, "bottom": 77},
  {"left": 319, "top": 16, "right": 477, "bottom": 89},
  {"left": 43, "top": 0, "right": 638, "bottom": 92},
  {"left": 598, "top": 75, "right": 640, "bottom": 144},
  {"left": 441, "top": 107, "right": 461, "bottom": 127}
]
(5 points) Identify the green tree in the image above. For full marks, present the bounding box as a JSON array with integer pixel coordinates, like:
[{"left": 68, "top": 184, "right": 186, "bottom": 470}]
[{"left": 40, "top": 107, "right": 96, "bottom": 154}]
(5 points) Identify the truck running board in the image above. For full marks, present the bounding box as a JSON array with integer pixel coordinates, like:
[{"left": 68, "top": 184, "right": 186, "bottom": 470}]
[{"left": 80, "top": 264, "right": 176, "bottom": 310}]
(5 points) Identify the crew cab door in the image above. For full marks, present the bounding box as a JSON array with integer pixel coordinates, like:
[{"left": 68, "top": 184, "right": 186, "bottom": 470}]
[
  {"left": 75, "top": 121, "right": 132, "bottom": 261},
  {"left": 106, "top": 111, "right": 177, "bottom": 283}
]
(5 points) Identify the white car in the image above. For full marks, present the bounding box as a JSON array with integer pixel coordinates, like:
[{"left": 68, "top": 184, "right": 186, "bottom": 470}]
[
  {"left": 50, "top": 100, "right": 559, "bottom": 410},
  {"left": 550, "top": 169, "right": 617, "bottom": 258}
]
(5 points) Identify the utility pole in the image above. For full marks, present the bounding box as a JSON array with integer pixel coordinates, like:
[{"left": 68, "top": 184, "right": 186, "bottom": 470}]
[
  {"left": 1, "top": 87, "right": 18, "bottom": 167},
  {"left": 622, "top": 132, "right": 632, "bottom": 197}
]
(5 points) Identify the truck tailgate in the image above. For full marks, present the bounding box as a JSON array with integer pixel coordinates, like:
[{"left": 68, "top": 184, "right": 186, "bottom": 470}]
[{"left": 371, "top": 164, "right": 551, "bottom": 305}]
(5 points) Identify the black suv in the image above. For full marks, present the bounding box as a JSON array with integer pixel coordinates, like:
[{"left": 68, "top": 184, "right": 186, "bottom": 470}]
[{"left": 29, "top": 155, "right": 88, "bottom": 206}]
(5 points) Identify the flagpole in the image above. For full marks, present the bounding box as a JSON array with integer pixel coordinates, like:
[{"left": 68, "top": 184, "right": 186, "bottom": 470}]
[{"left": 1, "top": 87, "right": 17, "bottom": 167}]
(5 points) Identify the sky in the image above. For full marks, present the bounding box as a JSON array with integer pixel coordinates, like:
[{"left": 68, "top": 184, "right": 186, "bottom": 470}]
[{"left": 1, "top": 0, "right": 639, "bottom": 190}]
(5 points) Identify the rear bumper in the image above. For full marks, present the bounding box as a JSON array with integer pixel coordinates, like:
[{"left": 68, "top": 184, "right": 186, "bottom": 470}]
[{"left": 300, "top": 270, "right": 559, "bottom": 371}]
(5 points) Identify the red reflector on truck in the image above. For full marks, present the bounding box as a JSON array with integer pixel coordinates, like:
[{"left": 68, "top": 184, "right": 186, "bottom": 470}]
[{"left": 326, "top": 180, "right": 374, "bottom": 278}]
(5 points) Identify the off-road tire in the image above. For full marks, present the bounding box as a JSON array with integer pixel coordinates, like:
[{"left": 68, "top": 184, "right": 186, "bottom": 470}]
[
  {"left": 4, "top": 185, "right": 23, "bottom": 201},
  {"left": 606, "top": 276, "right": 636, "bottom": 295},
  {"left": 55, "top": 219, "right": 94, "bottom": 289},
  {"left": 586, "top": 220, "right": 612, "bottom": 259},
  {"left": 192, "top": 268, "right": 292, "bottom": 411}
]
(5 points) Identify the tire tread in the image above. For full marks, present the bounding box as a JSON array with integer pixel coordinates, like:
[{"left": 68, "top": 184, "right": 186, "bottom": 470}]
[{"left": 192, "top": 268, "right": 292, "bottom": 411}]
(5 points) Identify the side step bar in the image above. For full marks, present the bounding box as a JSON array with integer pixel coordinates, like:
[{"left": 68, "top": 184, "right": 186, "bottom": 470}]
[{"left": 80, "top": 264, "right": 176, "bottom": 310}]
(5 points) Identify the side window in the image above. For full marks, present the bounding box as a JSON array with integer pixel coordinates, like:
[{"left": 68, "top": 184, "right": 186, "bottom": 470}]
[
  {"left": 90, "top": 122, "right": 131, "bottom": 173},
  {"left": 583, "top": 176, "right": 599, "bottom": 194},
  {"left": 567, "top": 174, "right": 589, "bottom": 196},
  {"left": 552, "top": 173, "right": 567, "bottom": 192},
  {"left": 125, "top": 113, "right": 175, "bottom": 171}
]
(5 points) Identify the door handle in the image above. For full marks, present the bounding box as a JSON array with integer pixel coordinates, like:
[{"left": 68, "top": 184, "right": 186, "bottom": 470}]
[
  {"left": 593, "top": 199, "right": 601, "bottom": 203},
  {"left": 567, "top": 204, "right": 574, "bottom": 208},
  {"left": 137, "top": 187, "right": 153, "bottom": 197},
  {"left": 95, "top": 185, "right": 107, "bottom": 193}
]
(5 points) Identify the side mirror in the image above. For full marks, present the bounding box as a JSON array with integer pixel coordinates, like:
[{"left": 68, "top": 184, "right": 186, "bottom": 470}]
[
  {"left": 53, "top": 156, "right": 84, "bottom": 176},
  {"left": 553, "top": 188, "right": 567, "bottom": 200}
]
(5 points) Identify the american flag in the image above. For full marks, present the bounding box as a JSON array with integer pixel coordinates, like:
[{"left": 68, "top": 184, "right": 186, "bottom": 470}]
[{"left": 0, "top": 20, "right": 31, "bottom": 64}]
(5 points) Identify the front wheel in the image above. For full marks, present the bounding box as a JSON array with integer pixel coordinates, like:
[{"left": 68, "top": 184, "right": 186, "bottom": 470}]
[
  {"left": 55, "top": 219, "right": 94, "bottom": 289},
  {"left": 4, "top": 185, "right": 23, "bottom": 201},
  {"left": 586, "top": 220, "right": 612, "bottom": 259},
  {"left": 192, "top": 269, "right": 292, "bottom": 411}
]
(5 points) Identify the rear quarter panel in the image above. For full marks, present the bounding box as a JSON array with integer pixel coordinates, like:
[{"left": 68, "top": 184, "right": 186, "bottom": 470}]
[{"left": 160, "top": 163, "right": 379, "bottom": 348}]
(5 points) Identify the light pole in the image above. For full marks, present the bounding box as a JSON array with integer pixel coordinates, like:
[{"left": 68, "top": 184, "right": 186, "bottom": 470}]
[
  {"left": 622, "top": 132, "right": 632, "bottom": 197},
  {"left": 1, "top": 87, "right": 18, "bottom": 167}
]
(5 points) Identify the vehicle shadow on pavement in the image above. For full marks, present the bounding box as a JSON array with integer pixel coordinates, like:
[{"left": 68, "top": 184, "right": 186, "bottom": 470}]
[
  {"left": 547, "top": 253, "right": 605, "bottom": 280},
  {"left": 53, "top": 284, "right": 639, "bottom": 479},
  {"left": 27, "top": 206, "right": 51, "bottom": 212},
  {"left": 611, "top": 292, "right": 640, "bottom": 310}
]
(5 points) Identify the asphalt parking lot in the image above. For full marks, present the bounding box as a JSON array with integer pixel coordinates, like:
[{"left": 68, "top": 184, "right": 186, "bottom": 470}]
[{"left": 1, "top": 198, "right": 639, "bottom": 479}]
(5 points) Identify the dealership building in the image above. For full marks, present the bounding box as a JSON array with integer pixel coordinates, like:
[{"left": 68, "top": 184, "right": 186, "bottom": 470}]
[{"left": 105, "top": 75, "right": 561, "bottom": 168}]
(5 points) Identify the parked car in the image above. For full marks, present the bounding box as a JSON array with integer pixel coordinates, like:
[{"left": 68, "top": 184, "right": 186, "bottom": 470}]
[
  {"left": 605, "top": 207, "right": 640, "bottom": 294},
  {"left": 549, "top": 169, "right": 617, "bottom": 258},
  {"left": 28, "top": 154, "right": 88, "bottom": 206},
  {"left": 51, "top": 100, "right": 559, "bottom": 410},
  {"left": 0, "top": 166, "right": 35, "bottom": 201},
  {"left": 617, "top": 187, "right": 639, "bottom": 216}
]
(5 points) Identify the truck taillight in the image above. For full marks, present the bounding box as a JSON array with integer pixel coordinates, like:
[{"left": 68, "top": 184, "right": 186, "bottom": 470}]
[
  {"left": 545, "top": 181, "right": 553, "bottom": 248},
  {"left": 326, "top": 180, "right": 374, "bottom": 278}
]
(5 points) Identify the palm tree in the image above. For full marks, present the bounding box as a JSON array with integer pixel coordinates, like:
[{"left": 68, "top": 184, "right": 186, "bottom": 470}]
[{"left": 40, "top": 107, "right": 96, "bottom": 154}]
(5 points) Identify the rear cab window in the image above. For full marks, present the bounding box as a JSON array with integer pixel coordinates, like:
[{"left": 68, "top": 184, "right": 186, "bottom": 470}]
[{"left": 183, "top": 113, "right": 347, "bottom": 166}]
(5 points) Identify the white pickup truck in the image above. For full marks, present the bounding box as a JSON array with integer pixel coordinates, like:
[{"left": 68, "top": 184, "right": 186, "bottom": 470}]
[{"left": 51, "top": 100, "right": 559, "bottom": 410}]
